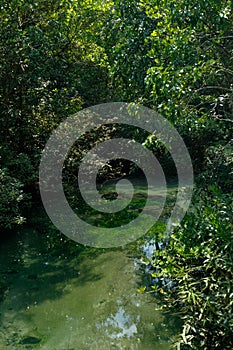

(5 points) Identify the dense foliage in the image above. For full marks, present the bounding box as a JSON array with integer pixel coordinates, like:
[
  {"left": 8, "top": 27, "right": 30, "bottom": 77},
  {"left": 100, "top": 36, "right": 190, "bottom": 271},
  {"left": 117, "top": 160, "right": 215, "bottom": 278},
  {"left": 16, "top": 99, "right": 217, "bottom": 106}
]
[
  {"left": 101, "top": 0, "right": 233, "bottom": 170},
  {"left": 0, "top": 0, "right": 110, "bottom": 227},
  {"left": 0, "top": 0, "right": 232, "bottom": 349},
  {"left": 0, "top": 169, "right": 26, "bottom": 229},
  {"left": 151, "top": 189, "right": 233, "bottom": 349}
]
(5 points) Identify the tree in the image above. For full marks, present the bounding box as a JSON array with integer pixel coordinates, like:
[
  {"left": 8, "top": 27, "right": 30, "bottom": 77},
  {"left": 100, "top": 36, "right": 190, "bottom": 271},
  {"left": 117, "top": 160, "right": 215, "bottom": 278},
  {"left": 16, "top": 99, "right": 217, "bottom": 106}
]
[
  {"left": 0, "top": 0, "right": 111, "bottom": 229},
  {"left": 101, "top": 0, "right": 233, "bottom": 171}
]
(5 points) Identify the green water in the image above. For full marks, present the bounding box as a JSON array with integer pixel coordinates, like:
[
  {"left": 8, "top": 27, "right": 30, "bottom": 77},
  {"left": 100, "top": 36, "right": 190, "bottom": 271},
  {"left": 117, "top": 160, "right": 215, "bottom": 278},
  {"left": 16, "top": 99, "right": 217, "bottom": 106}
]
[{"left": 0, "top": 181, "right": 180, "bottom": 350}]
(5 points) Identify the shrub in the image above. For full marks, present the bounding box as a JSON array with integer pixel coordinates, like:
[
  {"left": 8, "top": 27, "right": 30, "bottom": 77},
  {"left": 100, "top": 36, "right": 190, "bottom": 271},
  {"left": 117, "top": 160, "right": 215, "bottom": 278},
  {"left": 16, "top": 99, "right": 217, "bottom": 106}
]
[
  {"left": 0, "top": 168, "right": 27, "bottom": 230},
  {"left": 150, "top": 190, "right": 233, "bottom": 349},
  {"left": 198, "top": 141, "right": 233, "bottom": 191}
]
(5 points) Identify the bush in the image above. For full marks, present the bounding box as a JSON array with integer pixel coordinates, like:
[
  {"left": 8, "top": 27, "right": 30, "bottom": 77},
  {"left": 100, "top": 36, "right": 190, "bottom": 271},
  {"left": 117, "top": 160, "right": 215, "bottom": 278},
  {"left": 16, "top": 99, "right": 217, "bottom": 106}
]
[
  {"left": 198, "top": 141, "right": 233, "bottom": 191},
  {"left": 0, "top": 168, "right": 27, "bottom": 230},
  {"left": 150, "top": 190, "right": 233, "bottom": 349}
]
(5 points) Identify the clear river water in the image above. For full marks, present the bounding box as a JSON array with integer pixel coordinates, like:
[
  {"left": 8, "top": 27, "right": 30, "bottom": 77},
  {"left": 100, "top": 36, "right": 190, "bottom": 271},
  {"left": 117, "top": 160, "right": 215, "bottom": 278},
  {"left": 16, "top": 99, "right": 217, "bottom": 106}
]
[{"left": 0, "top": 181, "right": 181, "bottom": 350}]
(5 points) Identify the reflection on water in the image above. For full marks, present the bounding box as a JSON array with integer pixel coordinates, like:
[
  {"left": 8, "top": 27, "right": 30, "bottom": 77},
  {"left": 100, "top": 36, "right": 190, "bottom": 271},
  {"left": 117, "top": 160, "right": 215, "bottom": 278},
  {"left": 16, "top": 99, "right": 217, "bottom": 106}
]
[
  {"left": 98, "top": 306, "right": 139, "bottom": 340},
  {"left": 0, "top": 227, "right": 180, "bottom": 350}
]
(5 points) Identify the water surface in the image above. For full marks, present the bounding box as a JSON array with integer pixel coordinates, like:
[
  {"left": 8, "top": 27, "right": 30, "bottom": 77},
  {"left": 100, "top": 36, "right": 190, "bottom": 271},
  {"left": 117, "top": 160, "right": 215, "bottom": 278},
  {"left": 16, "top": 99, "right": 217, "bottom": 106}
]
[{"left": 0, "top": 181, "right": 180, "bottom": 349}]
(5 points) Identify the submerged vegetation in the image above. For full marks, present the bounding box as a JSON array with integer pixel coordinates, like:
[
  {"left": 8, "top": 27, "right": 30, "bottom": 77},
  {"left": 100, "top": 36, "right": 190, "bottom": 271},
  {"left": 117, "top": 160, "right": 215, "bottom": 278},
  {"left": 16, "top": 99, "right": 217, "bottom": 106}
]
[{"left": 0, "top": 0, "right": 233, "bottom": 349}]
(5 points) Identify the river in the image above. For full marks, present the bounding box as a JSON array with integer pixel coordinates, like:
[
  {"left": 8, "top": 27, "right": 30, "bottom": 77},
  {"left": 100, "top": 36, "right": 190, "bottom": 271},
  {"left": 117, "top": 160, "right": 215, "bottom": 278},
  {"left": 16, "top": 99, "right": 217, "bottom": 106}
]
[{"left": 0, "top": 181, "right": 181, "bottom": 350}]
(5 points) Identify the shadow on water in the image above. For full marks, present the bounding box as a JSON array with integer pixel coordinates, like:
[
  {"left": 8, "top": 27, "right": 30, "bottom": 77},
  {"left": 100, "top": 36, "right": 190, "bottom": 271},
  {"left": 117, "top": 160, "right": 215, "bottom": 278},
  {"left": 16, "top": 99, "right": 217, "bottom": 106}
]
[
  {"left": 0, "top": 227, "right": 103, "bottom": 309},
  {"left": 0, "top": 186, "right": 181, "bottom": 350}
]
